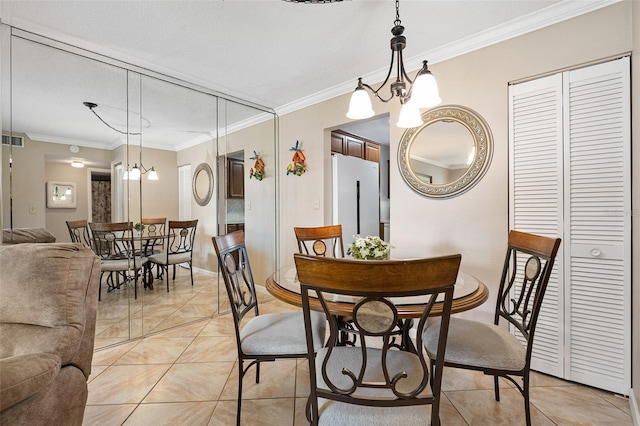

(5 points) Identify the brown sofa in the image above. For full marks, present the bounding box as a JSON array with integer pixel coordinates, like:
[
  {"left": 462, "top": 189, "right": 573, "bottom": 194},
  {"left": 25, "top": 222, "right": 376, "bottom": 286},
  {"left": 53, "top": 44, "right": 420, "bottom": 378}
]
[{"left": 0, "top": 243, "right": 100, "bottom": 425}]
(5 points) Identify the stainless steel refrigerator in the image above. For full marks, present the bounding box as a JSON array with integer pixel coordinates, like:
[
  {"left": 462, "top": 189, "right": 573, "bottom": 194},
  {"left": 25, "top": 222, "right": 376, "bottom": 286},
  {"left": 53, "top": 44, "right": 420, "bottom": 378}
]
[{"left": 332, "top": 154, "right": 380, "bottom": 242}]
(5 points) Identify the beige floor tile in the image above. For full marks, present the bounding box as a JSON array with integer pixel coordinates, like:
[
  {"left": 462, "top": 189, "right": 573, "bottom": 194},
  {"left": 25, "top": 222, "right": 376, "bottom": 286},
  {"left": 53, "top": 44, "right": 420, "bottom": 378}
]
[
  {"left": 124, "top": 401, "right": 217, "bottom": 426},
  {"left": 295, "top": 358, "right": 311, "bottom": 398},
  {"left": 87, "top": 364, "right": 171, "bottom": 405},
  {"left": 220, "top": 359, "right": 298, "bottom": 400},
  {"left": 88, "top": 365, "right": 109, "bottom": 383},
  {"left": 115, "top": 337, "right": 194, "bottom": 365},
  {"left": 177, "top": 335, "right": 238, "bottom": 363},
  {"left": 446, "top": 387, "right": 555, "bottom": 425},
  {"left": 530, "top": 385, "right": 633, "bottom": 425},
  {"left": 210, "top": 398, "right": 295, "bottom": 426},
  {"left": 198, "top": 315, "right": 236, "bottom": 337},
  {"left": 176, "top": 302, "right": 218, "bottom": 318},
  {"left": 293, "top": 397, "right": 309, "bottom": 426},
  {"left": 82, "top": 404, "right": 137, "bottom": 426},
  {"left": 143, "top": 362, "right": 234, "bottom": 403},
  {"left": 148, "top": 318, "right": 208, "bottom": 338},
  {"left": 592, "top": 389, "right": 632, "bottom": 415},
  {"left": 92, "top": 340, "right": 140, "bottom": 366},
  {"left": 440, "top": 366, "right": 501, "bottom": 391}
]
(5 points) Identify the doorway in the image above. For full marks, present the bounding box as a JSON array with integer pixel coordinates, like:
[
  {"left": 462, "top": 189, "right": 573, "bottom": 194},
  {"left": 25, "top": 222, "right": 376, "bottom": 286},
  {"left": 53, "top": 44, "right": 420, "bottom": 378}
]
[{"left": 88, "top": 169, "right": 111, "bottom": 223}]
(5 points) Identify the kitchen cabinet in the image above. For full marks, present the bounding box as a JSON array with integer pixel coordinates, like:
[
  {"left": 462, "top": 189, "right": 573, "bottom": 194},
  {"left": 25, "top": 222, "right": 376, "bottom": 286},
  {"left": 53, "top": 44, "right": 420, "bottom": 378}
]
[
  {"left": 331, "top": 130, "right": 380, "bottom": 163},
  {"left": 227, "top": 158, "right": 244, "bottom": 199}
]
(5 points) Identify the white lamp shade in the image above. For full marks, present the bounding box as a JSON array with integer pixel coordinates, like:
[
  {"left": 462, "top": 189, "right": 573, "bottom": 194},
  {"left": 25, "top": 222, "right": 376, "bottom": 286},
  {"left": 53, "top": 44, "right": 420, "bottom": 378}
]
[
  {"left": 147, "top": 169, "right": 159, "bottom": 180},
  {"left": 410, "top": 72, "right": 442, "bottom": 108},
  {"left": 129, "top": 167, "right": 141, "bottom": 181},
  {"left": 122, "top": 170, "right": 129, "bottom": 180},
  {"left": 346, "top": 89, "right": 375, "bottom": 120},
  {"left": 397, "top": 103, "right": 423, "bottom": 128}
]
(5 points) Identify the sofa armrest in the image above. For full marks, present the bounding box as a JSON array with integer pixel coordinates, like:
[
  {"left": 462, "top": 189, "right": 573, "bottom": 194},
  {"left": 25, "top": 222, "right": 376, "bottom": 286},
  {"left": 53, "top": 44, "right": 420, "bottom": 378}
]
[{"left": 0, "top": 353, "right": 61, "bottom": 411}]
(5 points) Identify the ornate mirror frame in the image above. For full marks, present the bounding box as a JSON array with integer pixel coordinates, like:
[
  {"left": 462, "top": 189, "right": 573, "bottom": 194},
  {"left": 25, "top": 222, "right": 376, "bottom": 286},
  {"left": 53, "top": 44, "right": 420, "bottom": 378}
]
[
  {"left": 192, "top": 162, "right": 214, "bottom": 206},
  {"left": 398, "top": 105, "right": 493, "bottom": 199}
]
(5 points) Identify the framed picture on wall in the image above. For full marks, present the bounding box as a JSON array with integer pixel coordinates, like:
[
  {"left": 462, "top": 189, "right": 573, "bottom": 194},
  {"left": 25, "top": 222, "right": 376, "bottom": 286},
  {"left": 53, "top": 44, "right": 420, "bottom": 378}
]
[{"left": 46, "top": 181, "right": 77, "bottom": 208}]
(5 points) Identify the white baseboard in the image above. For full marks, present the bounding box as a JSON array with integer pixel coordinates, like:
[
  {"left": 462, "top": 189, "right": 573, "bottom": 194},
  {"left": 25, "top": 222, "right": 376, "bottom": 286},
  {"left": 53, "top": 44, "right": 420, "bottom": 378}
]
[{"left": 631, "top": 388, "right": 639, "bottom": 426}]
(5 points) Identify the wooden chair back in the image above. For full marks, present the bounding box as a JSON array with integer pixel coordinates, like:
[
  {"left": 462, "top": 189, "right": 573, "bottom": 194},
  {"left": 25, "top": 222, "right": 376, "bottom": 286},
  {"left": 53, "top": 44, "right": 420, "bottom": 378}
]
[
  {"left": 66, "top": 219, "right": 91, "bottom": 247},
  {"left": 212, "top": 231, "right": 259, "bottom": 336},
  {"left": 294, "top": 253, "right": 461, "bottom": 425},
  {"left": 495, "top": 230, "right": 562, "bottom": 345},
  {"left": 294, "top": 224, "right": 345, "bottom": 257}
]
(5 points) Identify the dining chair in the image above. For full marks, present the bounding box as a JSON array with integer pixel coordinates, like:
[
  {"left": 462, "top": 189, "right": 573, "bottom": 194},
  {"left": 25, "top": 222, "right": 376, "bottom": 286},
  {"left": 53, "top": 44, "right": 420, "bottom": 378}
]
[
  {"left": 66, "top": 219, "right": 92, "bottom": 247},
  {"left": 294, "top": 224, "right": 345, "bottom": 257},
  {"left": 423, "top": 230, "right": 561, "bottom": 426},
  {"left": 141, "top": 217, "right": 166, "bottom": 254},
  {"left": 147, "top": 219, "right": 198, "bottom": 292},
  {"left": 212, "top": 231, "right": 326, "bottom": 426},
  {"left": 294, "top": 252, "right": 461, "bottom": 426},
  {"left": 89, "top": 222, "right": 148, "bottom": 301}
]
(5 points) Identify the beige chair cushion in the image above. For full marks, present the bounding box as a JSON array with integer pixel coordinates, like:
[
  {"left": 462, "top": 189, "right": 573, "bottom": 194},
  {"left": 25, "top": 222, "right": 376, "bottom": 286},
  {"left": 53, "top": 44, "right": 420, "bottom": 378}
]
[
  {"left": 423, "top": 317, "right": 526, "bottom": 372},
  {"left": 315, "top": 346, "right": 431, "bottom": 425},
  {"left": 240, "top": 311, "right": 325, "bottom": 356}
]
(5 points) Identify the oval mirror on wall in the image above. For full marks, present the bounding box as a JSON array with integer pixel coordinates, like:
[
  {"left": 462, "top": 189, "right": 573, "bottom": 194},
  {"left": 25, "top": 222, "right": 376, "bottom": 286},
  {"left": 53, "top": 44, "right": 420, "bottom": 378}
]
[
  {"left": 398, "top": 105, "right": 493, "bottom": 198},
  {"left": 192, "top": 162, "right": 214, "bottom": 206}
]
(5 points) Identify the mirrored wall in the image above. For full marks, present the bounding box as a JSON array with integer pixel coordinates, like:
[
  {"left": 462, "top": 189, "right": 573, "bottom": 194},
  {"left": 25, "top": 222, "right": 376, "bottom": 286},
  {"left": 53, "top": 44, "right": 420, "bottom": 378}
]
[{"left": 1, "top": 26, "right": 278, "bottom": 349}]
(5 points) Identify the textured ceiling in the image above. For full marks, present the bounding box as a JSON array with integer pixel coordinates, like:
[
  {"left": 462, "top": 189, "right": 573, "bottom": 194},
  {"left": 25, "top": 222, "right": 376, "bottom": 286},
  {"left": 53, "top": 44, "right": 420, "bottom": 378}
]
[{"left": 0, "top": 0, "right": 617, "bottom": 150}]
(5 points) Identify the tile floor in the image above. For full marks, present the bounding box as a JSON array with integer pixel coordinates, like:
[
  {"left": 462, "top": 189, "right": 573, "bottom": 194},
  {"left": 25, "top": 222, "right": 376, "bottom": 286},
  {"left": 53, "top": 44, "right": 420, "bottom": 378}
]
[{"left": 85, "top": 270, "right": 633, "bottom": 426}]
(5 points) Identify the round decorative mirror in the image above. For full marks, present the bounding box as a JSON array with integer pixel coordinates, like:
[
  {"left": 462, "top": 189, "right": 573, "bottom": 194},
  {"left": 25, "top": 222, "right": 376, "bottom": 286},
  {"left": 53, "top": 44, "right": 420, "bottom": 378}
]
[
  {"left": 398, "top": 105, "right": 493, "bottom": 198},
  {"left": 192, "top": 162, "right": 214, "bottom": 206}
]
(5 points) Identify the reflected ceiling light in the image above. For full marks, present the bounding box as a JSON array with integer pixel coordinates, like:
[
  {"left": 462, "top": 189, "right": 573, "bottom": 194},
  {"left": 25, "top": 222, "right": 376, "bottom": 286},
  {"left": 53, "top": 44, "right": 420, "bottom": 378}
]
[
  {"left": 83, "top": 101, "right": 141, "bottom": 135},
  {"left": 346, "top": 0, "right": 441, "bottom": 128},
  {"left": 123, "top": 163, "right": 159, "bottom": 181},
  {"left": 71, "top": 161, "right": 85, "bottom": 168}
]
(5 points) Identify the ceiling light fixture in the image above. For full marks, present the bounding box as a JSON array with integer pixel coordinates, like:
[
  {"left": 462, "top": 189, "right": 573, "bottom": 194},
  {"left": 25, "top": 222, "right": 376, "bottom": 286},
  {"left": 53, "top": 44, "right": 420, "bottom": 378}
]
[
  {"left": 71, "top": 161, "right": 85, "bottom": 168},
  {"left": 123, "top": 163, "right": 159, "bottom": 181},
  {"left": 83, "top": 101, "right": 141, "bottom": 135},
  {"left": 346, "top": 0, "right": 441, "bottom": 128}
]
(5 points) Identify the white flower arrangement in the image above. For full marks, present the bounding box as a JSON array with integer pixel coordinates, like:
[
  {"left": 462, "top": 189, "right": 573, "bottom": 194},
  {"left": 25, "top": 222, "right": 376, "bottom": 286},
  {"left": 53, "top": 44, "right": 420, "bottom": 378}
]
[{"left": 347, "top": 235, "right": 392, "bottom": 260}]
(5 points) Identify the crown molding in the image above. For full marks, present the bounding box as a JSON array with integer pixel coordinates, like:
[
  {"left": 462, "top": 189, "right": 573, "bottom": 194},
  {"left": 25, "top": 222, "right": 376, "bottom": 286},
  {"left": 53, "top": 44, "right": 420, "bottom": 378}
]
[{"left": 275, "top": 0, "right": 622, "bottom": 117}]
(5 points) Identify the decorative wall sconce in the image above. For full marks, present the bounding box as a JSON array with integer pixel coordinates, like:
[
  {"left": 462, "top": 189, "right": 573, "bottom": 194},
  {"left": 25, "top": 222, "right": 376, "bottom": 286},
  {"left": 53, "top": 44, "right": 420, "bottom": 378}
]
[
  {"left": 46, "top": 181, "right": 77, "bottom": 208},
  {"left": 286, "top": 141, "right": 307, "bottom": 176},
  {"left": 249, "top": 151, "right": 266, "bottom": 181}
]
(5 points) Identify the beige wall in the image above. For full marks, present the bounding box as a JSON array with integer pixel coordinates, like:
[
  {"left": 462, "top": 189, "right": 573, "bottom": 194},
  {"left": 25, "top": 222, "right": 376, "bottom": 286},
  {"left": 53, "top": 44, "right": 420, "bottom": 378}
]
[{"left": 278, "top": 0, "right": 635, "bottom": 399}]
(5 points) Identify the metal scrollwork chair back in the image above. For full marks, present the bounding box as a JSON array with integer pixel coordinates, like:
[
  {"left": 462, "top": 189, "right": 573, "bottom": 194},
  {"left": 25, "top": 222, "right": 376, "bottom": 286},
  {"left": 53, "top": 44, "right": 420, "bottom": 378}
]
[
  {"left": 147, "top": 219, "right": 198, "bottom": 292},
  {"left": 423, "top": 230, "right": 561, "bottom": 426},
  {"left": 294, "top": 224, "right": 345, "bottom": 258},
  {"left": 212, "top": 231, "right": 326, "bottom": 426},
  {"left": 88, "top": 221, "right": 147, "bottom": 301},
  {"left": 66, "top": 219, "right": 92, "bottom": 247},
  {"left": 294, "top": 253, "right": 461, "bottom": 426}
]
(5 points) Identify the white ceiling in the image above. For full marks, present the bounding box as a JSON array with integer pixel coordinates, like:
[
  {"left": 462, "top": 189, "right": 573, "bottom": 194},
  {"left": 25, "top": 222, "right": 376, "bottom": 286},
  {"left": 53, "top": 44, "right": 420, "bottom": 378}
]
[{"left": 0, "top": 0, "right": 618, "bottom": 151}]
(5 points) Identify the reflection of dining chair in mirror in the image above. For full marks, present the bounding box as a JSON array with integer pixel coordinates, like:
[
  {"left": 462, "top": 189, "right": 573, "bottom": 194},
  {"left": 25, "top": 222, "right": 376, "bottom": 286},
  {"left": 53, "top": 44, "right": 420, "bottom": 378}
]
[
  {"left": 212, "top": 231, "right": 326, "bottom": 426},
  {"left": 423, "top": 230, "right": 561, "bottom": 426},
  {"left": 147, "top": 219, "right": 198, "bottom": 291},
  {"left": 294, "top": 224, "right": 345, "bottom": 257},
  {"left": 89, "top": 222, "right": 148, "bottom": 301},
  {"left": 294, "top": 253, "right": 461, "bottom": 426},
  {"left": 66, "top": 219, "right": 92, "bottom": 247}
]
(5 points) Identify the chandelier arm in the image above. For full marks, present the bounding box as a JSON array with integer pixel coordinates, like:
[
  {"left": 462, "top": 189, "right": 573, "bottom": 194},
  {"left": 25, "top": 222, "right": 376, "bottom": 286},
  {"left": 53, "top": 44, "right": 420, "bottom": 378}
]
[
  {"left": 362, "top": 82, "right": 395, "bottom": 103},
  {"left": 366, "top": 49, "right": 398, "bottom": 103},
  {"left": 86, "top": 104, "right": 141, "bottom": 136}
]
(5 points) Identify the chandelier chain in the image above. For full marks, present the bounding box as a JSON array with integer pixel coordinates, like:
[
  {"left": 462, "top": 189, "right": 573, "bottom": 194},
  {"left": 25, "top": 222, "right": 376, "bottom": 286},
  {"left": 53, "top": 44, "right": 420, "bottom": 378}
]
[{"left": 394, "top": 0, "right": 401, "bottom": 27}]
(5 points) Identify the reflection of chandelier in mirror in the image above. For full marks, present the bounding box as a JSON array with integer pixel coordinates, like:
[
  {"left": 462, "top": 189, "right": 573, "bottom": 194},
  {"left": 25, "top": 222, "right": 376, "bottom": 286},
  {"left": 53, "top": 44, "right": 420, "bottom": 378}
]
[
  {"left": 52, "top": 185, "right": 72, "bottom": 201},
  {"left": 346, "top": 0, "right": 441, "bottom": 128},
  {"left": 123, "top": 163, "right": 159, "bottom": 181},
  {"left": 82, "top": 101, "right": 150, "bottom": 135}
]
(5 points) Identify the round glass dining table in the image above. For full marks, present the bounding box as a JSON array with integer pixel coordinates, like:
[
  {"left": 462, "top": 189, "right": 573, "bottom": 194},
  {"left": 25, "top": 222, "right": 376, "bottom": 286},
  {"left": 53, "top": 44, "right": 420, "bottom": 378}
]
[{"left": 265, "top": 263, "right": 489, "bottom": 319}]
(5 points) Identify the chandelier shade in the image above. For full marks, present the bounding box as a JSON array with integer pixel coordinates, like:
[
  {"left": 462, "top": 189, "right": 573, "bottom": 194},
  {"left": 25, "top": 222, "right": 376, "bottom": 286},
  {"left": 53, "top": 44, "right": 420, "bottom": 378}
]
[{"left": 346, "top": 0, "right": 441, "bottom": 128}]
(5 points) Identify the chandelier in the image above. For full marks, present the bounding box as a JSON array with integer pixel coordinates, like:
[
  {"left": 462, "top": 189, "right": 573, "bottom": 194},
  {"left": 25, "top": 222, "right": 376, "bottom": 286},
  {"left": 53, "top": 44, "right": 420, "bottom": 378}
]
[
  {"left": 83, "top": 101, "right": 159, "bottom": 181},
  {"left": 346, "top": 0, "right": 441, "bottom": 128}
]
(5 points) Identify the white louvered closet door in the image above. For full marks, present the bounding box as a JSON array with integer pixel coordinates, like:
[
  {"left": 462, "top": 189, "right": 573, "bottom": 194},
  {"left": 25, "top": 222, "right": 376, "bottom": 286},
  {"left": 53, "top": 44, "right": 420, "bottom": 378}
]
[{"left": 509, "top": 57, "right": 630, "bottom": 395}]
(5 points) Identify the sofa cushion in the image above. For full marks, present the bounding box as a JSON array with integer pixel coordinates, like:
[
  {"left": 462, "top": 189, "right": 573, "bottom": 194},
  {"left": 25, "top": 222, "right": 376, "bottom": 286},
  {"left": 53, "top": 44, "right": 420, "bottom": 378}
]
[
  {"left": 0, "top": 353, "right": 61, "bottom": 411},
  {"left": 2, "top": 228, "right": 56, "bottom": 244}
]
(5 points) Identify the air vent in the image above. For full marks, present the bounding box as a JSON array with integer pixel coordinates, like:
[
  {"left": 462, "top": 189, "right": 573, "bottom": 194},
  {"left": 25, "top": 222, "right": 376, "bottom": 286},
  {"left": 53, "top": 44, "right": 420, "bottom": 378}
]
[{"left": 1, "top": 135, "right": 24, "bottom": 148}]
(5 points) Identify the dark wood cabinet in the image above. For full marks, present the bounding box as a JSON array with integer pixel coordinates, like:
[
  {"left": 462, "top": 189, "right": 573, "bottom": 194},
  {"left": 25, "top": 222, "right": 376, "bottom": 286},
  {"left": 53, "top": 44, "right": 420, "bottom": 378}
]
[
  {"left": 364, "top": 142, "right": 380, "bottom": 163},
  {"left": 330, "top": 130, "right": 380, "bottom": 163},
  {"left": 226, "top": 223, "right": 245, "bottom": 233},
  {"left": 227, "top": 158, "right": 244, "bottom": 199}
]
